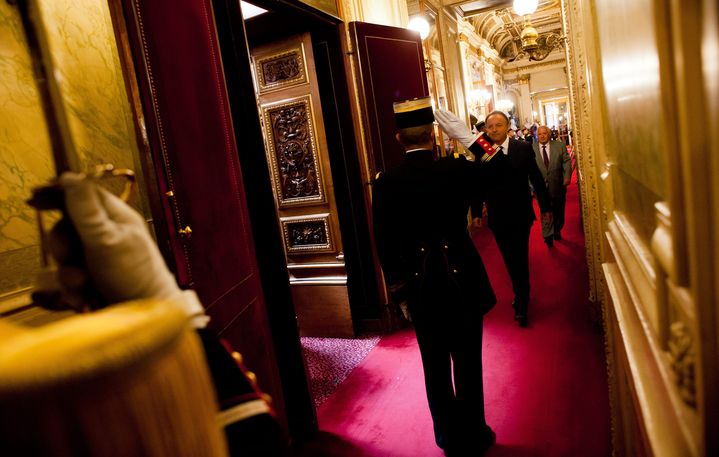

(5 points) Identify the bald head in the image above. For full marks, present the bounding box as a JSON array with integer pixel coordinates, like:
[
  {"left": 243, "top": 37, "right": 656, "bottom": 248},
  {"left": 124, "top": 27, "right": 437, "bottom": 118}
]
[{"left": 537, "top": 125, "right": 551, "bottom": 145}]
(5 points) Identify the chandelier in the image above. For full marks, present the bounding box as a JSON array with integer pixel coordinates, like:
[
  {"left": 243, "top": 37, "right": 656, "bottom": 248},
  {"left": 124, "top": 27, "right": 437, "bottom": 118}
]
[{"left": 507, "top": 0, "right": 565, "bottom": 61}]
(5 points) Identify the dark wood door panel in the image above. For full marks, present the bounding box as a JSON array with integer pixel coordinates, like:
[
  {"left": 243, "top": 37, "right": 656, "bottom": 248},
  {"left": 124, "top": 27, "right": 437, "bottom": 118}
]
[
  {"left": 123, "top": 0, "right": 286, "bottom": 427},
  {"left": 350, "top": 21, "right": 429, "bottom": 174},
  {"left": 216, "top": 299, "right": 286, "bottom": 422},
  {"left": 126, "top": 0, "right": 256, "bottom": 303}
]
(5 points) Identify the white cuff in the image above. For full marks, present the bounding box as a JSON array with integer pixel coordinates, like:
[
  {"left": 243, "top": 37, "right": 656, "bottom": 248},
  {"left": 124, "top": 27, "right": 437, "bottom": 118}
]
[
  {"left": 460, "top": 132, "right": 481, "bottom": 148},
  {"left": 174, "top": 290, "right": 210, "bottom": 329}
]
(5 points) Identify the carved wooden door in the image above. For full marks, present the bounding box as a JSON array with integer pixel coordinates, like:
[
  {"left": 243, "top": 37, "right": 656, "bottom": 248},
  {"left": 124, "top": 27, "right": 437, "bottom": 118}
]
[{"left": 251, "top": 33, "right": 353, "bottom": 337}]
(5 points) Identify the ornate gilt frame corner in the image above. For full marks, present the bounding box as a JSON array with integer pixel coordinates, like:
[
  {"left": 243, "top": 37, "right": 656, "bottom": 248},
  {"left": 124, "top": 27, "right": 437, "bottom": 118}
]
[
  {"left": 253, "top": 43, "right": 309, "bottom": 94},
  {"left": 280, "top": 213, "right": 333, "bottom": 255}
]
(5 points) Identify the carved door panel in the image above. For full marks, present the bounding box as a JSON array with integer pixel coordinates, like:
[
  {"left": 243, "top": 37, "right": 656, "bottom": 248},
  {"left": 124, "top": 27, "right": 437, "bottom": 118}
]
[{"left": 251, "top": 33, "right": 353, "bottom": 337}]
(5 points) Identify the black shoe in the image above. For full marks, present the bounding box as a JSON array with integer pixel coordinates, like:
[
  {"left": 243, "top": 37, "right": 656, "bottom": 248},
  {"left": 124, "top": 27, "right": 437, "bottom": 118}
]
[
  {"left": 544, "top": 236, "right": 554, "bottom": 247},
  {"left": 444, "top": 426, "right": 496, "bottom": 456},
  {"left": 480, "top": 427, "right": 497, "bottom": 453},
  {"left": 514, "top": 312, "right": 528, "bottom": 327},
  {"left": 554, "top": 231, "right": 562, "bottom": 240}
]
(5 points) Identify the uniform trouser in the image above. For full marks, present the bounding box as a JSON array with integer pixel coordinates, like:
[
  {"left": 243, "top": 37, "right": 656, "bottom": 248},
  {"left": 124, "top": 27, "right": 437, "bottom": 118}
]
[
  {"left": 541, "top": 190, "right": 567, "bottom": 238},
  {"left": 411, "top": 287, "right": 487, "bottom": 450},
  {"left": 491, "top": 223, "right": 532, "bottom": 313}
]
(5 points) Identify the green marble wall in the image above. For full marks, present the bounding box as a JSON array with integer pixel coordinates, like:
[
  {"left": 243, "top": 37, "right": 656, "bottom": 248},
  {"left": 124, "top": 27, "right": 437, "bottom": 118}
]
[
  {"left": 0, "top": 0, "right": 150, "bottom": 304},
  {"left": 38, "top": 0, "right": 151, "bottom": 215},
  {"left": 0, "top": 3, "right": 54, "bottom": 300}
]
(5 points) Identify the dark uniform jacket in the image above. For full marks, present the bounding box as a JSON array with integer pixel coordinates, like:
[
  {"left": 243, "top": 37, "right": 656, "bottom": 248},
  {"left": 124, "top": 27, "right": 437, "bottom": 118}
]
[
  {"left": 469, "top": 138, "right": 552, "bottom": 230},
  {"left": 372, "top": 150, "right": 496, "bottom": 321}
]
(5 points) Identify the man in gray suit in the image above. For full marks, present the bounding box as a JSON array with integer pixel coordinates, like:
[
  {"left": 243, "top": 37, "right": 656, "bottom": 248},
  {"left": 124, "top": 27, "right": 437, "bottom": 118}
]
[{"left": 534, "top": 125, "right": 573, "bottom": 246}]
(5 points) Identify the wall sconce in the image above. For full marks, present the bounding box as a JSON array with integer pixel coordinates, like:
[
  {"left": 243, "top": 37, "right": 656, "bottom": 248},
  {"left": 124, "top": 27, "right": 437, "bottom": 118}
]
[
  {"left": 469, "top": 89, "right": 493, "bottom": 106},
  {"left": 496, "top": 99, "right": 514, "bottom": 112},
  {"left": 408, "top": 16, "right": 431, "bottom": 71},
  {"left": 408, "top": 16, "right": 430, "bottom": 40}
]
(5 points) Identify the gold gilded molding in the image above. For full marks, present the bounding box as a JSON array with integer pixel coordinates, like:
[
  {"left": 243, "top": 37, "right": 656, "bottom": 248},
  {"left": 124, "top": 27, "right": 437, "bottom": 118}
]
[
  {"left": 254, "top": 44, "right": 308, "bottom": 94},
  {"left": 457, "top": 32, "right": 470, "bottom": 44},
  {"left": 281, "top": 213, "right": 333, "bottom": 254},
  {"left": 517, "top": 73, "right": 530, "bottom": 84},
  {"left": 503, "top": 58, "right": 566, "bottom": 74},
  {"left": 668, "top": 321, "right": 697, "bottom": 409},
  {"left": 262, "top": 95, "right": 325, "bottom": 208},
  {"left": 297, "top": 0, "right": 338, "bottom": 18},
  {"left": 561, "top": 0, "right": 604, "bottom": 303},
  {"left": 602, "top": 257, "right": 694, "bottom": 457},
  {"left": 651, "top": 202, "right": 675, "bottom": 280}
]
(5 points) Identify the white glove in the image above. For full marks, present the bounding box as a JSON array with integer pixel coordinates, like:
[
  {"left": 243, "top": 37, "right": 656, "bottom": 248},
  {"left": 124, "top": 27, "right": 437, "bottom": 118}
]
[
  {"left": 58, "top": 172, "right": 209, "bottom": 328},
  {"left": 434, "top": 109, "right": 480, "bottom": 148}
]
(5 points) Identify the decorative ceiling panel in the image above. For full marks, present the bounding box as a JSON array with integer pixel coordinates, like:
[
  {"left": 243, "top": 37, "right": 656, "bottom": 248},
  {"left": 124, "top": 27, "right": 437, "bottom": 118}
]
[{"left": 449, "top": 0, "right": 563, "bottom": 63}]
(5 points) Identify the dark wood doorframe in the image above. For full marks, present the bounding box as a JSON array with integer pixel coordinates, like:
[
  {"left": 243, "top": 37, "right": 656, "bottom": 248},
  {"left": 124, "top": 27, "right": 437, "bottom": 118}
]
[
  {"left": 310, "top": 28, "right": 381, "bottom": 327},
  {"left": 211, "top": 0, "right": 317, "bottom": 439},
  {"left": 213, "top": 0, "right": 385, "bottom": 437}
]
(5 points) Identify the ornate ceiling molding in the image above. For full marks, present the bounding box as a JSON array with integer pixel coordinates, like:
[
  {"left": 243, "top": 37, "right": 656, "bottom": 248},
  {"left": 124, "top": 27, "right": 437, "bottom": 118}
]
[
  {"left": 452, "top": 0, "right": 564, "bottom": 64},
  {"left": 503, "top": 57, "right": 566, "bottom": 74}
]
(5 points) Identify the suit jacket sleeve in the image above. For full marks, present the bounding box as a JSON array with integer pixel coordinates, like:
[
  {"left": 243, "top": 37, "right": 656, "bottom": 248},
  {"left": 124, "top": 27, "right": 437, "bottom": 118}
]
[
  {"left": 467, "top": 138, "right": 487, "bottom": 162},
  {"left": 526, "top": 147, "right": 552, "bottom": 213}
]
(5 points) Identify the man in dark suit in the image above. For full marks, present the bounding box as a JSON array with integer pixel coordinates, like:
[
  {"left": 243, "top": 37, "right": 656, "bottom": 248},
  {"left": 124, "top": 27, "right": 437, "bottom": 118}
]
[
  {"left": 435, "top": 110, "right": 552, "bottom": 327},
  {"left": 372, "top": 97, "right": 496, "bottom": 456},
  {"left": 534, "top": 125, "right": 573, "bottom": 246}
]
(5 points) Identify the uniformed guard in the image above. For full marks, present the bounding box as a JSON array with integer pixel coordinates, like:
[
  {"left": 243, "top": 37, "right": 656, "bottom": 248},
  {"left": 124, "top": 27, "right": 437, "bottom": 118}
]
[{"left": 372, "top": 97, "right": 496, "bottom": 456}]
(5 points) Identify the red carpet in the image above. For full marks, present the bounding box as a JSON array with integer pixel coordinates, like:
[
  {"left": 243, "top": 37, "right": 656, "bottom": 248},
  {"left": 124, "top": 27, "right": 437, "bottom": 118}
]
[{"left": 297, "top": 176, "right": 611, "bottom": 456}]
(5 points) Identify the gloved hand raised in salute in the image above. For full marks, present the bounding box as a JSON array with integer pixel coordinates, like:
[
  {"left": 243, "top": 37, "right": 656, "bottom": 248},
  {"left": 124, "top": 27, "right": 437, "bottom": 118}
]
[{"left": 434, "top": 109, "right": 480, "bottom": 148}]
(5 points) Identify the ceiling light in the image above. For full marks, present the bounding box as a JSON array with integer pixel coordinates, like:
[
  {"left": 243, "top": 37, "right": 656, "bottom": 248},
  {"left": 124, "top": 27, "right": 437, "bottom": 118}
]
[
  {"left": 241, "top": 1, "right": 268, "bottom": 19},
  {"left": 408, "top": 16, "right": 431, "bottom": 40},
  {"left": 513, "top": 0, "right": 539, "bottom": 17}
]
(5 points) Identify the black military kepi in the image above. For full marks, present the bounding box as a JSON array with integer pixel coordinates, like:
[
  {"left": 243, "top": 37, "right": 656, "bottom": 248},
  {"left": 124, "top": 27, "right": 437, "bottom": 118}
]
[{"left": 393, "top": 96, "right": 434, "bottom": 129}]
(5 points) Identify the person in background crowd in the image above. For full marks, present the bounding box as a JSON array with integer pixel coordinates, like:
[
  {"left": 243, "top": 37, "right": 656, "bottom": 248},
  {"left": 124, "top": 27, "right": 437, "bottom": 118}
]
[
  {"left": 533, "top": 125, "right": 573, "bottom": 246},
  {"left": 522, "top": 128, "right": 533, "bottom": 143}
]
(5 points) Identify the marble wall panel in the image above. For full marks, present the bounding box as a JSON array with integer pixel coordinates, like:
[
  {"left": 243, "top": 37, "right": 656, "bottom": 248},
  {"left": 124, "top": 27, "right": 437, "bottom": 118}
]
[
  {"left": 37, "top": 0, "right": 151, "bottom": 215},
  {"left": 0, "top": 0, "right": 150, "bottom": 302},
  {"left": 0, "top": 3, "right": 55, "bottom": 298}
]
